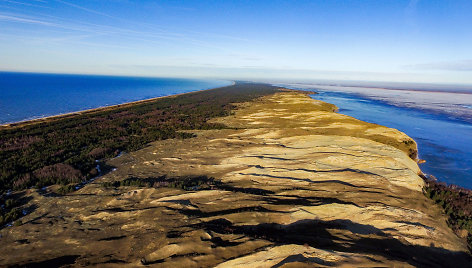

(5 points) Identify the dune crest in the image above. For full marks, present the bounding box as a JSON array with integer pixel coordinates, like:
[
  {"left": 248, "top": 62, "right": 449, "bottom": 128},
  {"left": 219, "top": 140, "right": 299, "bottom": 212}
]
[{"left": 1, "top": 91, "right": 469, "bottom": 267}]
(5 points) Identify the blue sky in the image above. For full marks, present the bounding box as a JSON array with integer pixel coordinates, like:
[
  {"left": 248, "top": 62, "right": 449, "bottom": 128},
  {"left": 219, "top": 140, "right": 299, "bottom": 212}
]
[{"left": 0, "top": 0, "right": 471, "bottom": 84}]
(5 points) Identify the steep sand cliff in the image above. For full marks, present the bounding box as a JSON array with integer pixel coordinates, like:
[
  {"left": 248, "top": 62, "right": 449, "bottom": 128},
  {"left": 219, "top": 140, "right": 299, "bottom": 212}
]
[{"left": 0, "top": 91, "right": 470, "bottom": 267}]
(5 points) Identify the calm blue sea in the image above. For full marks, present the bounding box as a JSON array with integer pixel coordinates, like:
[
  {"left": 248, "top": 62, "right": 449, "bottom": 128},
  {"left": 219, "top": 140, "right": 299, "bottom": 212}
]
[
  {"left": 0, "top": 72, "right": 231, "bottom": 124},
  {"left": 279, "top": 83, "right": 472, "bottom": 189}
]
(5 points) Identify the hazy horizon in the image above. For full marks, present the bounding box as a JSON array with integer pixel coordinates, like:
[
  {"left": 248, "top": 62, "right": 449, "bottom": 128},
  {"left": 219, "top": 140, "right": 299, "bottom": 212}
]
[
  {"left": 1, "top": 0, "right": 471, "bottom": 84},
  {"left": 2, "top": 70, "right": 472, "bottom": 90}
]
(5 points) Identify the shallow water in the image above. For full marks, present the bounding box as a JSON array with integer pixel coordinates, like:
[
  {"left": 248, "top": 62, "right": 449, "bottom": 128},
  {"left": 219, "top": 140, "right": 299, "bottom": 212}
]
[
  {"left": 0, "top": 72, "right": 231, "bottom": 124},
  {"left": 279, "top": 83, "right": 472, "bottom": 189}
]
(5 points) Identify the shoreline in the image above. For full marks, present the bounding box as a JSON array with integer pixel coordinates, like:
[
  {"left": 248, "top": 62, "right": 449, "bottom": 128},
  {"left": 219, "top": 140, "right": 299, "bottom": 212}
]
[
  {"left": 0, "top": 80, "right": 236, "bottom": 129},
  {"left": 1, "top": 87, "right": 471, "bottom": 266}
]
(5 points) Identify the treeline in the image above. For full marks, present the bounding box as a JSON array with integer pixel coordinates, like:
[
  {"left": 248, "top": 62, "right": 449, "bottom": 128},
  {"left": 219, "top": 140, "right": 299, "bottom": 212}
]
[{"left": 0, "top": 82, "right": 279, "bottom": 194}]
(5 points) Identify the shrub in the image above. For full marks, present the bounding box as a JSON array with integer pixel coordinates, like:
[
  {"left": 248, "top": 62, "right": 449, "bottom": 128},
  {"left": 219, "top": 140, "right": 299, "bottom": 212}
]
[
  {"left": 102, "top": 175, "right": 220, "bottom": 191},
  {"left": 0, "top": 207, "right": 22, "bottom": 227},
  {"left": 33, "top": 163, "right": 83, "bottom": 186},
  {"left": 56, "top": 184, "right": 77, "bottom": 195},
  {"left": 88, "top": 147, "right": 111, "bottom": 159}
]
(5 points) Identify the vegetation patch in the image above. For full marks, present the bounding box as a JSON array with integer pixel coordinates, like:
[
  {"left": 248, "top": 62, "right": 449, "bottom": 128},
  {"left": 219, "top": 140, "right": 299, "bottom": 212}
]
[
  {"left": 0, "top": 83, "right": 279, "bottom": 194},
  {"left": 56, "top": 184, "right": 78, "bottom": 195},
  {"left": 0, "top": 193, "right": 30, "bottom": 228},
  {"left": 102, "top": 175, "right": 221, "bottom": 191},
  {"left": 102, "top": 175, "right": 283, "bottom": 195},
  {"left": 0, "top": 201, "right": 22, "bottom": 227},
  {"left": 423, "top": 175, "right": 472, "bottom": 251}
]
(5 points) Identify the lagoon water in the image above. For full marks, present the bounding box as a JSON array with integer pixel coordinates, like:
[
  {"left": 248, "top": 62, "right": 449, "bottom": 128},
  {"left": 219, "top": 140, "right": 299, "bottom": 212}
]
[
  {"left": 0, "top": 72, "right": 231, "bottom": 124},
  {"left": 280, "top": 83, "right": 472, "bottom": 189}
]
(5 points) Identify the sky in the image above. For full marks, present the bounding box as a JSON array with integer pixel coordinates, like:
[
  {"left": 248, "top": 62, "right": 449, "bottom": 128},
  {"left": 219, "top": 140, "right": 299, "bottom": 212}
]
[{"left": 0, "top": 0, "right": 471, "bottom": 84}]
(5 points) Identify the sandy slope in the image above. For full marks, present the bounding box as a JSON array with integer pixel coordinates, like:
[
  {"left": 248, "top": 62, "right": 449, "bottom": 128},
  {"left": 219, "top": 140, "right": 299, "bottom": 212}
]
[{"left": 0, "top": 91, "right": 470, "bottom": 267}]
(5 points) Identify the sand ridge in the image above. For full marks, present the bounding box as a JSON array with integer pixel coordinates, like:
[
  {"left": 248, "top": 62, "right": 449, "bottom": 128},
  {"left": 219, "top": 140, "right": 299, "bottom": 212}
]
[{"left": 0, "top": 91, "right": 470, "bottom": 267}]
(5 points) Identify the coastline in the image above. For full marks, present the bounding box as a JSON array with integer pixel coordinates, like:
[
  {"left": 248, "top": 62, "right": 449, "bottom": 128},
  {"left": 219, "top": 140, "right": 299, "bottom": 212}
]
[
  {"left": 1, "top": 87, "right": 470, "bottom": 266},
  {"left": 0, "top": 80, "right": 236, "bottom": 129}
]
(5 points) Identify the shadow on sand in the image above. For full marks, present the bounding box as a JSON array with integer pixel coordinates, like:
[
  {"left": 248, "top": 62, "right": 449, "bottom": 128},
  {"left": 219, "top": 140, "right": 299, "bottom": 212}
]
[{"left": 189, "top": 217, "right": 471, "bottom": 267}]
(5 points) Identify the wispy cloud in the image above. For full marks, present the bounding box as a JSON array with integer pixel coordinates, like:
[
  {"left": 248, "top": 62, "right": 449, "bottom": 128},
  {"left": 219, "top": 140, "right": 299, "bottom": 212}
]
[
  {"left": 0, "top": 14, "right": 56, "bottom": 26},
  {"left": 405, "top": 60, "right": 472, "bottom": 71},
  {"left": 54, "top": 0, "right": 115, "bottom": 19},
  {"left": 0, "top": 14, "right": 232, "bottom": 53},
  {"left": 0, "top": 1, "right": 255, "bottom": 54},
  {"left": 1, "top": 0, "right": 49, "bottom": 8}
]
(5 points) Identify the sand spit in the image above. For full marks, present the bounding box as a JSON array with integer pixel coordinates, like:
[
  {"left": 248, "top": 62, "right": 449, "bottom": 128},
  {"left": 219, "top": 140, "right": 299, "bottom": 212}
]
[{"left": 0, "top": 91, "right": 470, "bottom": 267}]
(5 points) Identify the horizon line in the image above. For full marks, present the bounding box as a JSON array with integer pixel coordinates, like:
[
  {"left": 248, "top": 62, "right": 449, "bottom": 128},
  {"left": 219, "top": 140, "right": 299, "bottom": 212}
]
[{"left": 1, "top": 68, "right": 472, "bottom": 88}]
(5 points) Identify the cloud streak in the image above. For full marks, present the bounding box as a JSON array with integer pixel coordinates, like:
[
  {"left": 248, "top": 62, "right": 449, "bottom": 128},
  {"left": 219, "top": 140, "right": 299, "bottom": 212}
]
[
  {"left": 54, "top": 0, "right": 116, "bottom": 19},
  {"left": 405, "top": 60, "right": 472, "bottom": 72},
  {"left": 2, "top": 0, "right": 49, "bottom": 8},
  {"left": 0, "top": 14, "right": 56, "bottom": 26},
  {"left": 0, "top": 1, "right": 252, "bottom": 54}
]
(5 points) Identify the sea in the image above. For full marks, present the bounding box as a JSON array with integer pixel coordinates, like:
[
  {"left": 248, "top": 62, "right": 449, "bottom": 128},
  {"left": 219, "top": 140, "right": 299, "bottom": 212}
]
[
  {"left": 0, "top": 72, "right": 231, "bottom": 124},
  {"left": 278, "top": 82, "right": 472, "bottom": 190}
]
